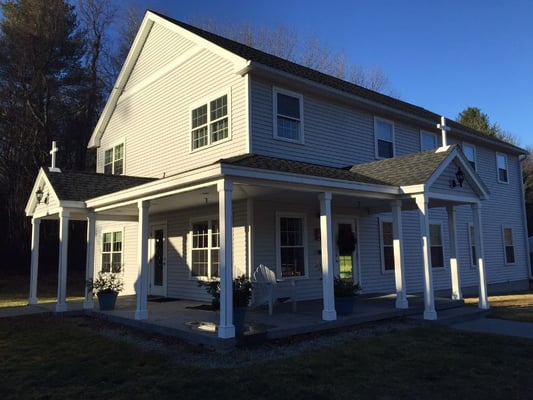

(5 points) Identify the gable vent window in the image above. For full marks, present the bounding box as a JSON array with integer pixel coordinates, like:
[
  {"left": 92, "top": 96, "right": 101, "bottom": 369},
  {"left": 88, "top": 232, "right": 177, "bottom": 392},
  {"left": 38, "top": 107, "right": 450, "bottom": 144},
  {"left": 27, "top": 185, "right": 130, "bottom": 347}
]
[
  {"left": 191, "top": 94, "right": 229, "bottom": 150},
  {"left": 104, "top": 143, "right": 124, "bottom": 175},
  {"left": 274, "top": 88, "right": 303, "bottom": 143}
]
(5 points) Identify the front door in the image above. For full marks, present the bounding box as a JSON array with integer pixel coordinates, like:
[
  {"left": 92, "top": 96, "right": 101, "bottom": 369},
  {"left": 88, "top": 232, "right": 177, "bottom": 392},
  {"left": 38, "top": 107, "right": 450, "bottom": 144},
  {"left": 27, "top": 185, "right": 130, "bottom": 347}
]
[
  {"left": 335, "top": 219, "right": 359, "bottom": 285},
  {"left": 150, "top": 224, "right": 167, "bottom": 296}
]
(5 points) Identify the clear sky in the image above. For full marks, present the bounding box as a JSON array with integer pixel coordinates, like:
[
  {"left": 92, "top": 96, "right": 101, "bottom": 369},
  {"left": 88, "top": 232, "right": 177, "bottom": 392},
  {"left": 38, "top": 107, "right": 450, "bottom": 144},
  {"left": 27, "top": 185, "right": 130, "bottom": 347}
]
[{"left": 137, "top": 0, "right": 533, "bottom": 147}]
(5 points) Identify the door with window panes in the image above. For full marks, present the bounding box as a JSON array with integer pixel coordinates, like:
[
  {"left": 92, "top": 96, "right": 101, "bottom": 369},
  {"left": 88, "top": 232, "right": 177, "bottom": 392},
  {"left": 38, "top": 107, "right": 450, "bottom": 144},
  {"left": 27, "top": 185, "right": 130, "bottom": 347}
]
[{"left": 335, "top": 220, "right": 359, "bottom": 284}]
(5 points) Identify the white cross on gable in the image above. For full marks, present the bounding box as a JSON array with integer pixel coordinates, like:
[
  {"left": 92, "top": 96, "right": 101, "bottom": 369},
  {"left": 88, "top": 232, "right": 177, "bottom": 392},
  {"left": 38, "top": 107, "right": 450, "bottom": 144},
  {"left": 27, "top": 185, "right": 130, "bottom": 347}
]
[
  {"left": 436, "top": 116, "right": 450, "bottom": 147},
  {"left": 48, "top": 141, "right": 61, "bottom": 173}
]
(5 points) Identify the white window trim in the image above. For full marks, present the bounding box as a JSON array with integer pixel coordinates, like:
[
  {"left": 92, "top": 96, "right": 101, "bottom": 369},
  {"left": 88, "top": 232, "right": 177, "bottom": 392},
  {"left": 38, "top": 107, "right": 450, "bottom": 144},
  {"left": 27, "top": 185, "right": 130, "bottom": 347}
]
[
  {"left": 502, "top": 226, "right": 516, "bottom": 265},
  {"left": 275, "top": 212, "right": 308, "bottom": 279},
  {"left": 379, "top": 217, "right": 394, "bottom": 274},
  {"left": 101, "top": 227, "right": 125, "bottom": 273},
  {"left": 103, "top": 139, "right": 126, "bottom": 175},
  {"left": 374, "top": 117, "right": 395, "bottom": 159},
  {"left": 189, "top": 89, "right": 232, "bottom": 153},
  {"left": 188, "top": 216, "right": 220, "bottom": 280},
  {"left": 496, "top": 152, "right": 509, "bottom": 184},
  {"left": 420, "top": 130, "right": 439, "bottom": 151},
  {"left": 273, "top": 87, "right": 305, "bottom": 144},
  {"left": 468, "top": 223, "right": 477, "bottom": 269},
  {"left": 462, "top": 142, "right": 476, "bottom": 170},
  {"left": 429, "top": 221, "right": 446, "bottom": 269}
]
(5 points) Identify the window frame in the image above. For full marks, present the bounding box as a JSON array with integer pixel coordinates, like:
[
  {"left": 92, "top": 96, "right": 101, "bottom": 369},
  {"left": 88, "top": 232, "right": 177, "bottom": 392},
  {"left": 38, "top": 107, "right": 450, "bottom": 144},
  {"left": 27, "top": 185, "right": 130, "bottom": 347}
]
[
  {"left": 273, "top": 87, "right": 304, "bottom": 144},
  {"left": 502, "top": 226, "right": 516, "bottom": 265},
  {"left": 468, "top": 223, "right": 477, "bottom": 268},
  {"left": 374, "top": 117, "right": 395, "bottom": 159},
  {"left": 429, "top": 222, "right": 445, "bottom": 269},
  {"left": 496, "top": 152, "right": 509, "bottom": 184},
  {"left": 276, "top": 212, "right": 308, "bottom": 278},
  {"left": 379, "top": 218, "right": 395, "bottom": 273},
  {"left": 420, "top": 130, "right": 440, "bottom": 151},
  {"left": 462, "top": 142, "right": 476, "bottom": 170},
  {"left": 189, "top": 217, "right": 220, "bottom": 279},
  {"left": 101, "top": 229, "right": 124, "bottom": 273},
  {"left": 103, "top": 142, "right": 125, "bottom": 175},
  {"left": 189, "top": 91, "right": 231, "bottom": 152}
]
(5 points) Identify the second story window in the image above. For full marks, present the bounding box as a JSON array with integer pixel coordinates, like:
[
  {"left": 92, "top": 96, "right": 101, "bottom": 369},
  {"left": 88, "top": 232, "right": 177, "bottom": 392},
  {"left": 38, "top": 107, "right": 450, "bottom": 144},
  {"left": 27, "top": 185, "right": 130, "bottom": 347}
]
[
  {"left": 496, "top": 153, "right": 508, "bottom": 183},
  {"left": 274, "top": 88, "right": 303, "bottom": 143},
  {"left": 421, "top": 131, "right": 439, "bottom": 151},
  {"left": 191, "top": 94, "right": 229, "bottom": 150},
  {"left": 104, "top": 143, "right": 124, "bottom": 175},
  {"left": 462, "top": 143, "right": 476, "bottom": 170},
  {"left": 375, "top": 118, "right": 394, "bottom": 158}
]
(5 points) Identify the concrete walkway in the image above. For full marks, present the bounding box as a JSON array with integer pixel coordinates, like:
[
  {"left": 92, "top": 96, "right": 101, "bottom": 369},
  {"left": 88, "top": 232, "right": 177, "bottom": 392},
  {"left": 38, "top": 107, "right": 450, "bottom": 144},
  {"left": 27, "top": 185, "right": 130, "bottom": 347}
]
[{"left": 450, "top": 318, "right": 533, "bottom": 340}]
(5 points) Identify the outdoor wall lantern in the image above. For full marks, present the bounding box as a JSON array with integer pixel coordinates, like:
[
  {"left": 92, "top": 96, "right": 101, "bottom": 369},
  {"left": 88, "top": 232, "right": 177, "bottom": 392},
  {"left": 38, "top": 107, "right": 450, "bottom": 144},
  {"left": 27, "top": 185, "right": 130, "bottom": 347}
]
[
  {"left": 36, "top": 187, "right": 48, "bottom": 204},
  {"left": 449, "top": 167, "right": 465, "bottom": 188}
]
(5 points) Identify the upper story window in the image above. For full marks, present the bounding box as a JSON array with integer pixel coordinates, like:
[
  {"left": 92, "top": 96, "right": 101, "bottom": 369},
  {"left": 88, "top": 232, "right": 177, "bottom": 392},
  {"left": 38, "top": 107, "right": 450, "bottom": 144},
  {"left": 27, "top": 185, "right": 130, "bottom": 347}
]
[
  {"left": 462, "top": 143, "right": 476, "bottom": 170},
  {"left": 277, "top": 214, "right": 307, "bottom": 277},
  {"left": 420, "top": 131, "right": 439, "bottom": 151},
  {"left": 191, "top": 94, "right": 229, "bottom": 151},
  {"left": 104, "top": 143, "right": 124, "bottom": 175},
  {"left": 496, "top": 153, "right": 508, "bottom": 183},
  {"left": 375, "top": 118, "right": 394, "bottom": 159},
  {"left": 102, "top": 231, "right": 122, "bottom": 272},
  {"left": 274, "top": 88, "right": 304, "bottom": 143},
  {"left": 190, "top": 219, "right": 220, "bottom": 278}
]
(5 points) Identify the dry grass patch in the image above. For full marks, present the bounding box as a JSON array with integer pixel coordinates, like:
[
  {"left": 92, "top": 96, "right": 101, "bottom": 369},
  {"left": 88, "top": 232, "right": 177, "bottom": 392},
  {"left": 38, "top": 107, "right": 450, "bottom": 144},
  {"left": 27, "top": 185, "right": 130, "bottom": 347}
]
[{"left": 465, "top": 292, "right": 533, "bottom": 322}]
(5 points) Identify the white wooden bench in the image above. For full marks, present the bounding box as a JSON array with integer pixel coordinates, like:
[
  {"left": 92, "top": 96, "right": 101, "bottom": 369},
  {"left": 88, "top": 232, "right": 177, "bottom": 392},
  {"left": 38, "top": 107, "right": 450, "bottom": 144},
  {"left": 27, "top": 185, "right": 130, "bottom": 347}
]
[{"left": 252, "top": 264, "right": 296, "bottom": 315}]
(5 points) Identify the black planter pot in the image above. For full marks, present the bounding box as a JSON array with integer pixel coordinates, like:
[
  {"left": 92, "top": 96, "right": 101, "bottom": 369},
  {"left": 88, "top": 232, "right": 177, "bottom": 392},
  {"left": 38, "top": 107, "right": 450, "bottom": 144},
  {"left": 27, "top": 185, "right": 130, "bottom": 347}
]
[
  {"left": 335, "top": 296, "right": 355, "bottom": 315},
  {"left": 233, "top": 306, "right": 247, "bottom": 335},
  {"left": 97, "top": 291, "right": 118, "bottom": 311}
]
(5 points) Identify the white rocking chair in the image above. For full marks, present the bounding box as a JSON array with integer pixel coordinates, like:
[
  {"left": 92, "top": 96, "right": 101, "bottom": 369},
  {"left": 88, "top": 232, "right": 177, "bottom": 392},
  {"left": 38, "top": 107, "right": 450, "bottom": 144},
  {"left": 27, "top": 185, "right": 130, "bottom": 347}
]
[{"left": 252, "top": 264, "right": 296, "bottom": 315}]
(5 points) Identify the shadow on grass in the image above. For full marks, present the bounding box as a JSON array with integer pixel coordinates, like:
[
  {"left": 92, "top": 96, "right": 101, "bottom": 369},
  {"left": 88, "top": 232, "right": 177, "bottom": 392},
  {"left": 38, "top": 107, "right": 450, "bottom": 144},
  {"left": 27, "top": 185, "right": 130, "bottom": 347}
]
[{"left": 465, "top": 292, "right": 533, "bottom": 323}]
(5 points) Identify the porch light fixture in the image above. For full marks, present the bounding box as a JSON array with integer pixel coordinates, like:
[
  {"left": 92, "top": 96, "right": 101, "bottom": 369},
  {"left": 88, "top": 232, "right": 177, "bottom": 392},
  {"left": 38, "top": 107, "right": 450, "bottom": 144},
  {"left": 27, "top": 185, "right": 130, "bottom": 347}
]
[
  {"left": 35, "top": 187, "right": 48, "bottom": 204},
  {"left": 449, "top": 167, "right": 465, "bottom": 188}
]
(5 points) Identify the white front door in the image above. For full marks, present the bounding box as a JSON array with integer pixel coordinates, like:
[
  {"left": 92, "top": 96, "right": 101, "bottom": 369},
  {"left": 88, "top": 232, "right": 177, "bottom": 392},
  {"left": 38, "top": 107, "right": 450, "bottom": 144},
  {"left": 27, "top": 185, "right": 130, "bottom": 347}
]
[
  {"left": 149, "top": 224, "right": 167, "bottom": 296},
  {"left": 334, "top": 219, "right": 360, "bottom": 285}
]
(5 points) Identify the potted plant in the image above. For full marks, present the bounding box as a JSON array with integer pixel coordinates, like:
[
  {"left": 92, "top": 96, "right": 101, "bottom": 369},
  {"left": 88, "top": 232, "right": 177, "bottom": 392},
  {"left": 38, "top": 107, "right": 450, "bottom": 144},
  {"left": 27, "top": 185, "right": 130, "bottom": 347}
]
[
  {"left": 199, "top": 274, "right": 252, "bottom": 335},
  {"left": 334, "top": 276, "right": 360, "bottom": 315},
  {"left": 87, "top": 271, "right": 124, "bottom": 311}
]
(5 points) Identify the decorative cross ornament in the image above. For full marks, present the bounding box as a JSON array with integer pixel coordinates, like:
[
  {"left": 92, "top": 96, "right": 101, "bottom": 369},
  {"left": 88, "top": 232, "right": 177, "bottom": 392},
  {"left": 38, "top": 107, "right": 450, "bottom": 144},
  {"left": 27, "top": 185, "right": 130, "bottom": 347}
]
[
  {"left": 49, "top": 141, "right": 61, "bottom": 172},
  {"left": 436, "top": 116, "right": 450, "bottom": 147}
]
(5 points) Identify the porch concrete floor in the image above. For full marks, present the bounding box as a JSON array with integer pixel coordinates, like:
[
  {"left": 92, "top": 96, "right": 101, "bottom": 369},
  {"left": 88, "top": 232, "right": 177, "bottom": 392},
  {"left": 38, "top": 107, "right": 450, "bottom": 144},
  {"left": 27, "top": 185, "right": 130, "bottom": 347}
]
[{"left": 81, "top": 294, "right": 465, "bottom": 347}]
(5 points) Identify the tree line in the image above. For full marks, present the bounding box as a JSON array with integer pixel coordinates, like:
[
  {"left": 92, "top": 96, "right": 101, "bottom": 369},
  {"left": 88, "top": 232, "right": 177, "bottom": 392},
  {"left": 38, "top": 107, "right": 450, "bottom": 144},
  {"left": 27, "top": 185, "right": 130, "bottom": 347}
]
[{"left": 0, "top": 0, "right": 530, "bottom": 274}]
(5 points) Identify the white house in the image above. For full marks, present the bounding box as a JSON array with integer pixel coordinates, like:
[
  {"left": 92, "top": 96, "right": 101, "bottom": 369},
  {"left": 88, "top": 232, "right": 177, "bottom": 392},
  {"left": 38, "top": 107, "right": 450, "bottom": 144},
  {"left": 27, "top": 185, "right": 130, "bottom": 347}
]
[{"left": 25, "top": 11, "right": 530, "bottom": 339}]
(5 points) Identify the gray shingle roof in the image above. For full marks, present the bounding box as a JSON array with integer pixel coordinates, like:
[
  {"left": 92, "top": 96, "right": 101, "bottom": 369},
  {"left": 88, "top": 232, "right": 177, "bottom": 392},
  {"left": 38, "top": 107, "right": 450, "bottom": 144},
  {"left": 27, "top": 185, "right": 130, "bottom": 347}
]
[
  {"left": 349, "top": 146, "right": 455, "bottom": 186},
  {"left": 44, "top": 169, "right": 156, "bottom": 201},
  {"left": 221, "top": 148, "right": 455, "bottom": 187}
]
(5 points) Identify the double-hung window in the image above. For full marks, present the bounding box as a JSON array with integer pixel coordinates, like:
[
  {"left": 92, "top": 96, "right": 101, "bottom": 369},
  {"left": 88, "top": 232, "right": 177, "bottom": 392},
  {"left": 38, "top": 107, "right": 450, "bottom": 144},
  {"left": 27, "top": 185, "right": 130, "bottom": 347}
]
[
  {"left": 429, "top": 224, "right": 444, "bottom": 268},
  {"left": 375, "top": 118, "right": 394, "bottom": 158},
  {"left": 469, "top": 224, "right": 477, "bottom": 267},
  {"left": 496, "top": 153, "right": 508, "bottom": 183},
  {"left": 462, "top": 143, "right": 476, "bottom": 170},
  {"left": 104, "top": 143, "right": 124, "bottom": 175},
  {"left": 277, "top": 214, "right": 306, "bottom": 277},
  {"left": 503, "top": 227, "right": 515, "bottom": 264},
  {"left": 191, "top": 219, "right": 220, "bottom": 278},
  {"left": 421, "top": 131, "right": 439, "bottom": 151},
  {"left": 191, "top": 94, "right": 229, "bottom": 150},
  {"left": 274, "top": 88, "right": 303, "bottom": 143},
  {"left": 102, "top": 231, "right": 122, "bottom": 273},
  {"left": 380, "top": 220, "right": 394, "bottom": 271}
]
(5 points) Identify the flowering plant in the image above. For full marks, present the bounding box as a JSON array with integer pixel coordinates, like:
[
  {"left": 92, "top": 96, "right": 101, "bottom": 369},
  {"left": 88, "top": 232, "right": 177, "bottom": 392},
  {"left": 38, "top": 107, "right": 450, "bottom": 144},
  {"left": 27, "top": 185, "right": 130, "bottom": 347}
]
[{"left": 87, "top": 271, "right": 124, "bottom": 294}]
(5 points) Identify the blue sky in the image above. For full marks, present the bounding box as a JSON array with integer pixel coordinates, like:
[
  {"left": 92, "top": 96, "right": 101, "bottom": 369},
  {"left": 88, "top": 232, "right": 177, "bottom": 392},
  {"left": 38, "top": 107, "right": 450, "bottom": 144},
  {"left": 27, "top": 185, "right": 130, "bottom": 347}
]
[{"left": 139, "top": 0, "right": 533, "bottom": 147}]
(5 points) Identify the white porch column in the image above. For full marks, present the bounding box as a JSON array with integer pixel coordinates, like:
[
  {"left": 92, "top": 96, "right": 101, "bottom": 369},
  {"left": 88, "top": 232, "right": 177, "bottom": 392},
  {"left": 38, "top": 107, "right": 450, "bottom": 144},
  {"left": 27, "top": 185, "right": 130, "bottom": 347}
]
[
  {"left": 319, "top": 192, "right": 336, "bottom": 321},
  {"left": 84, "top": 211, "right": 96, "bottom": 309},
  {"left": 56, "top": 210, "right": 70, "bottom": 312},
  {"left": 218, "top": 180, "right": 235, "bottom": 338},
  {"left": 29, "top": 218, "right": 41, "bottom": 305},
  {"left": 447, "top": 205, "right": 462, "bottom": 300},
  {"left": 135, "top": 200, "right": 150, "bottom": 320},
  {"left": 415, "top": 195, "right": 437, "bottom": 320},
  {"left": 472, "top": 203, "right": 490, "bottom": 309},
  {"left": 391, "top": 200, "right": 408, "bottom": 309}
]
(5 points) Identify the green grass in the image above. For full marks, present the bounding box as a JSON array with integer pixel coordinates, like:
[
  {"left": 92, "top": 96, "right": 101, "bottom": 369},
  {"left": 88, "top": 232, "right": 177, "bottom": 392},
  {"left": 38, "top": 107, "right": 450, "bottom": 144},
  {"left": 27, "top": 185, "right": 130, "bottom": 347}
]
[
  {"left": 465, "top": 292, "right": 533, "bottom": 322},
  {"left": 0, "top": 315, "right": 532, "bottom": 399}
]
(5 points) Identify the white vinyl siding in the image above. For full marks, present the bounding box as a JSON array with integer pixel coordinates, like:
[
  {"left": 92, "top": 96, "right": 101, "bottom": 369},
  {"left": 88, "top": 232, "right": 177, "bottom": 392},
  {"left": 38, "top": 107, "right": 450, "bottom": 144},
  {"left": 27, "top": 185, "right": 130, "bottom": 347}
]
[
  {"left": 273, "top": 88, "right": 304, "bottom": 143},
  {"left": 375, "top": 118, "right": 394, "bottom": 159},
  {"left": 496, "top": 153, "right": 508, "bottom": 183}
]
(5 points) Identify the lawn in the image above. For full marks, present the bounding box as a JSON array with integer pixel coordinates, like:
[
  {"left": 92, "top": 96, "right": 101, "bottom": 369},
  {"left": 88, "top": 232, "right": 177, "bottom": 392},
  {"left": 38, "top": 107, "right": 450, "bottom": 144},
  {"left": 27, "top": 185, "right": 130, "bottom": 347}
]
[
  {"left": 0, "top": 315, "right": 532, "bottom": 399},
  {"left": 465, "top": 292, "right": 533, "bottom": 323}
]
